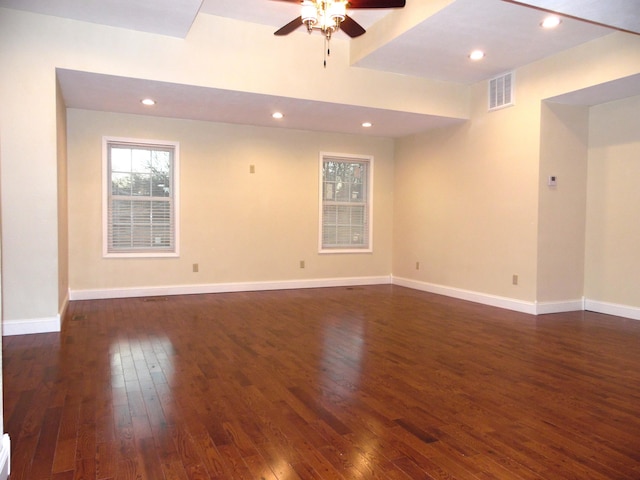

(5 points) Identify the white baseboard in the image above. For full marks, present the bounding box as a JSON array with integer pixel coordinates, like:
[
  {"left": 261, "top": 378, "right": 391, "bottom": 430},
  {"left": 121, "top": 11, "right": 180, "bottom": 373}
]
[
  {"left": 0, "top": 434, "right": 10, "bottom": 480},
  {"left": 392, "top": 276, "right": 538, "bottom": 314},
  {"left": 3, "top": 316, "right": 61, "bottom": 336},
  {"left": 69, "top": 275, "right": 393, "bottom": 301},
  {"left": 392, "top": 276, "right": 590, "bottom": 316},
  {"left": 535, "top": 298, "right": 585, "bottom": 315},
  {"left": 2, "top": 296, "right": 68, "bottom": 336},
  {"left": 14, "top": 278, "right": 637, "bottom": 336},
  {"left": 585, "top": 299, "right": 640, "bottom": 321}
]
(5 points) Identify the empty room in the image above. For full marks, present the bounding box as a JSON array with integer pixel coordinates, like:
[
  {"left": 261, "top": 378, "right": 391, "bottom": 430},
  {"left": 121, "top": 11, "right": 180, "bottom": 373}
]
[{"left": 1, "top": 0, "right": 640, "bottom": 478}]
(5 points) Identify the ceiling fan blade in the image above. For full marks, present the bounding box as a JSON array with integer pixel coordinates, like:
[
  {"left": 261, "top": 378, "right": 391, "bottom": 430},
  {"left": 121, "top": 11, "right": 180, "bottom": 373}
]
[
  {"left": 348, "top": 0, "right": 405, "bottom": 7},
  {"left": 274, "top": 16, "right": 303, "bottom": 35},
  {"left": 340, "top": 16, "right": 366, "bottom": 37}
]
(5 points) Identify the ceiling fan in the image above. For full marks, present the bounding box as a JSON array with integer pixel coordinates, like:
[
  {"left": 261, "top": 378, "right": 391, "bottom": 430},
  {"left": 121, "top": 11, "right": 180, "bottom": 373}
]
[{"left": 273, "top": 0, "right": 406, "bottom": 39}]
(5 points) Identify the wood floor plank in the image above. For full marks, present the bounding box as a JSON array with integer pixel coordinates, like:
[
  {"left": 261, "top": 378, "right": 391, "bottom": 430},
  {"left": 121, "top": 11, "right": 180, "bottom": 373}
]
[{"left": 4, "top": 285, "right": 640, "bottom": 479}]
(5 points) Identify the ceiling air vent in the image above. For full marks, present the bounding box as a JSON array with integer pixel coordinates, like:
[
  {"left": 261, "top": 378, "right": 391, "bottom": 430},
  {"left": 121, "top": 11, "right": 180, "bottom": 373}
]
[{"left": 489, "top": 71, "right": 514, "bottom": 111}]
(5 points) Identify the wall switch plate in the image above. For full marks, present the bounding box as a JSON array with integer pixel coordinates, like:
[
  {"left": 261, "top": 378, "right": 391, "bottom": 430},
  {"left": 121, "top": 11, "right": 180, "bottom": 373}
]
[{"left": 548, "top": 175, "right": 557, "bottom": 186}]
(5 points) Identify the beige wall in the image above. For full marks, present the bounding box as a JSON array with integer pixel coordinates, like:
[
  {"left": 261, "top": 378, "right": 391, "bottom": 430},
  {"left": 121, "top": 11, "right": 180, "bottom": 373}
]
[
  {"left": 393, "top": 78, "right": 541, "bottom": 301},
  {"left": 0, "top": 6, "right": 463, "bottom": 324},
  {"left": 585, "top": 95, "right": 640, "bottom": 308},
  {"left": 393, "top": 33, "right": 640, "bottom": 307},
  {"left": 57, "top": 79, "right": 70, "bottom": 314},
  {"left": 536, "top": 102, "right": 588, "bottom": 303},
  {"left": 2, "top": 6, "right": 640, "bottom": 326},
  {"left": 67, "top": 110, "right": 394, "bottom": 292}
]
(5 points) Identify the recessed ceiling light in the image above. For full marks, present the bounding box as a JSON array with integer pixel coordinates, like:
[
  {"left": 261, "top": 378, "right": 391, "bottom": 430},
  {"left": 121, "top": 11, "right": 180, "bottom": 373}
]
[
  {"left": 141, "top": 98, "right": 156, "bottom": 106},
  {"left": 272, "top": 112, "right": 284, "bottom": 119},
  {"left": 469, "top": 50, "right": 485, "bottom": 61},
  {"left": 541, "top": 15, "right": 562, "bottom": 29},
  {"left": 362, "top": 122, "right": 373, "bottom": 128}
]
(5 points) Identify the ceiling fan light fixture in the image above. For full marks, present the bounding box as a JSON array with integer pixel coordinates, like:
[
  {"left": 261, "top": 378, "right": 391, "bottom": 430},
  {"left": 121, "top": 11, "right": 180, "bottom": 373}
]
[
  {"left": 301, "top": 1, "right": 318, "bottom": 32},
  {"left": 318, "top": 9, "right": 334, "bottom": 34},
  {"left": 274, "top": 0, "right": 405, "bottom": 66},
  {"left": 329, "top": 1, "right": 347, "bottom": 25}
]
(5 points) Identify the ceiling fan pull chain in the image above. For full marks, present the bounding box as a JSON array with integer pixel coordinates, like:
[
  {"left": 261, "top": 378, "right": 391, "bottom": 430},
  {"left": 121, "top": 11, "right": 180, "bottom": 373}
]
[{"left": 324, "top": 35, "right": 328, "bottom": 68}]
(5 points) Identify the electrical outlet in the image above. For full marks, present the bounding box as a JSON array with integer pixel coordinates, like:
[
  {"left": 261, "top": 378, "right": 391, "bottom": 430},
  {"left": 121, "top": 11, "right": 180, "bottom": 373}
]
[
  {"left": 512, "top": 274, "right": 518, "bottom": 285},
  {"left": 300, "top": 260, "right": 305, "bottom": 269},
  {"left": 193, "top": 263, "right": 199, "bottom": 273}
]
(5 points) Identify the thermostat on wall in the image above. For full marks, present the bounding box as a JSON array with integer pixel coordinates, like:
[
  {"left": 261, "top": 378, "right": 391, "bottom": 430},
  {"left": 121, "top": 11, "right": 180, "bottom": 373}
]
[{"left": 548, "top": 175, "right": 557, "bottom": 187}]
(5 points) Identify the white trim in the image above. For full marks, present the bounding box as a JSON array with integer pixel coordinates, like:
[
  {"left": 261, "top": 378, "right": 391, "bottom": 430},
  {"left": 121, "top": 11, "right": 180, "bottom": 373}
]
[
  {"left": 0, "top": 434, "right": 9, "bottom": 480},
  {"left": 535, "top": 299, "right": 584, "bottom": 315},
  {"left": 2, "top": 315, "right": 61, "bottom": 336},
  {"left": 393, "top": 277, "right": 640, "bottom": 319},
  {"left": 585, "top": 299, "right": 640, "bottom": 321},
  {"left": 69, "top": 276, "right": 392, "bottom": 301},
  {"left": 2, "top": 296, "right": 68, "bottom": 336},
  {"left": 393, "top": 276, "right": 537, "bottom": 314},
  {"left": 11, "top": 281, "right": 639, "bottom": 334}
]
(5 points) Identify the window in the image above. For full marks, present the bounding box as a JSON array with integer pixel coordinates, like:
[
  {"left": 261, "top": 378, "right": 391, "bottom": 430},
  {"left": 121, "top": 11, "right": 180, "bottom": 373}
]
[
  {"left": 103, "top": 137, "right": 179, "bottom": 257},
  {"left": 320, "top": 153, "right": 372, "bottom": 253}
]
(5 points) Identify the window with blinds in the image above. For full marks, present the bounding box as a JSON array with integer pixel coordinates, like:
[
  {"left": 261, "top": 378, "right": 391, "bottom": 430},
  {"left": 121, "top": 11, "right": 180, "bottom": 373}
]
[
  {"left": 103, "top": 138, "right": 179, "bottom": 257},
  {"left": 320, "top": 154, "right": 373, "bottom": 253}
]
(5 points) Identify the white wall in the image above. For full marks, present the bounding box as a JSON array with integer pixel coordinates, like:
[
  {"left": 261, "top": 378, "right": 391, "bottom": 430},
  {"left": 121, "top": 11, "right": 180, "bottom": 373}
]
[
  {"left": 0, "top": 136, "right": 10, "bottom": 480},
  {"left": 0, "top": 23, "right": 60, "bottom": 329}
]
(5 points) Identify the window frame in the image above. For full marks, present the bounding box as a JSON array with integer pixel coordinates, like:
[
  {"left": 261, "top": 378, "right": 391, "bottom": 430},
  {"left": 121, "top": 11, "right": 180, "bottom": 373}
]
[
  {"left": 102, "top": 136, "right": 180, "bottom": 258},
  {"left": 318, "top": 152, "right": 373, "bottom": 254}
]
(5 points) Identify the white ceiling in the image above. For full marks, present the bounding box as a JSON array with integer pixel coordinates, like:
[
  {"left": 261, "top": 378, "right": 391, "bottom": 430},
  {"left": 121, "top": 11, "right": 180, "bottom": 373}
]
[
  {"left": 353, "top": 0, "right": 613, "bottom": 84},
  {"left": 56, "top": 69, "right": 465, "bottom": 137},
  {"left": 506, "top": 0, "right": 640, "bottom": 34},
  {"left": 0, "top": 0, "right": 204, "bottom": 38},
  {"left": 3, "top": 0, "right": 639, "bottom": 137}
]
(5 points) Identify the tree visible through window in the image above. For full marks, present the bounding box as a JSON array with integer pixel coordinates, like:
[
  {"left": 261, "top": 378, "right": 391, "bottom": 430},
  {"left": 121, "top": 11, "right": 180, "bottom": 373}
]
[
  {"left": 320, "top": 154, "right": 372, "bottom": 252},
  {"left": 104, "top": 138, "right": 179, "bottom": 256}
]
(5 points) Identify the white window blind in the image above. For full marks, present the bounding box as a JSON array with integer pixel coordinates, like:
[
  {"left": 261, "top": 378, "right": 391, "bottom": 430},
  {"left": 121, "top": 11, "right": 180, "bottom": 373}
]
[
  {"left": 320, "top": 154, "right": 373, "bottom": 253},
  {"left": 103, "top": 138, "right": 179, "bottom": 257}
]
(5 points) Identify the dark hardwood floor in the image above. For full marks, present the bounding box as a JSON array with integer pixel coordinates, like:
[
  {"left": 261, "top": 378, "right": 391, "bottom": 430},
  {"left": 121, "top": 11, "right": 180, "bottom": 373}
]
[{"left": 4, "top": 285, "right": 640, "bottom": 479}]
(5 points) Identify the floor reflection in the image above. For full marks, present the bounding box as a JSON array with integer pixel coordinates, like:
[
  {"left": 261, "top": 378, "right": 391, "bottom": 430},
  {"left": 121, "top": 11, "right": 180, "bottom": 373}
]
[{"left": 320, "top": 315, "right": 366, "bottom": 397}]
